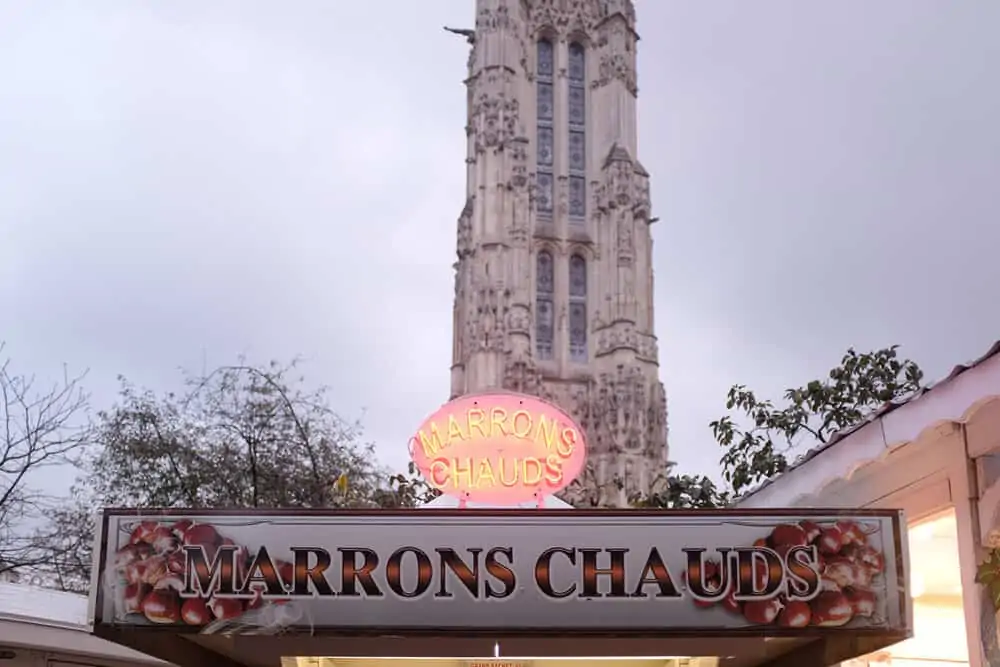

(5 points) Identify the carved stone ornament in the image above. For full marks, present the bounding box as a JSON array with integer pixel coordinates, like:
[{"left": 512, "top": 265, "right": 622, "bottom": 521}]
[
  {"left": 473, "top": 91, "right": 520, "bottom": 153},
  {"left": 595, "top": 322, "right": 658, "bottom": 362},
  {"left": 633, "top": 171, "right": 651, "bottom": 218},
  {"left": 590, "top": 364, "right": 659, "bottom": 456},
  {"left": 593, "top": 18, "right": 638, "bottom": 94},
  {"left": 616, "top": 208, "right": 634, "bottom": 261},
  {"left": 508, "top": 138, "right": 530, "bottom": 245},
  {"left": 528, "top": 0, "right": 600, "bottom": 35},
  {"left": 476, "top": 4, "right": 514, "bottom": 34},
  {"left": 467, "top": 282, "right": 511, "bottom": 353},
  {"left": 456, "top": 198, "right": 474, "bottom": 258},
  {"left": 506, "top": 303, "right": 531, "bottom": 335}
]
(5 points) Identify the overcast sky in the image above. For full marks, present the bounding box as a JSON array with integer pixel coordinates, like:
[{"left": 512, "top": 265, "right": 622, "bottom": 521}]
[{"left": 1, "top": 0, "right": 998, "bottom": 494}]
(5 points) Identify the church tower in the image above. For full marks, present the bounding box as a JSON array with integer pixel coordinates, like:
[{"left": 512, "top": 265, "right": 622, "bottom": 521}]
[{"left": 449, "top": 0, "right": 669, "bottom": 507}]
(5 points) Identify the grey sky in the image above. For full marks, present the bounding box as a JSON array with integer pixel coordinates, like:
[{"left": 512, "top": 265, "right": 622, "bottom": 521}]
[{"left": 1, "top": 0, "right": 998, "bottom": 493}]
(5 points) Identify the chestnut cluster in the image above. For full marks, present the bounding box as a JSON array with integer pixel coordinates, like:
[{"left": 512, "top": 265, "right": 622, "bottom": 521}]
[
  {"left": 113, "top": 519, "right": 290, "bottom": 625},
  {"left": 690, "top": 519, "right": 884, "bottom": 630}
]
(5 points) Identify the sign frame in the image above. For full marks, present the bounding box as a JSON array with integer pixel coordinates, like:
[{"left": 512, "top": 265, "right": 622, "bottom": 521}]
[{"left": 89, "top": 507, "right": 911, "bottom": 641}]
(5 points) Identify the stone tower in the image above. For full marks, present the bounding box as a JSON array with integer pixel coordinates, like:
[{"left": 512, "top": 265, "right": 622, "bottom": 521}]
[{"left": 449, "top": 0, "right": 669, "bottom": 507}]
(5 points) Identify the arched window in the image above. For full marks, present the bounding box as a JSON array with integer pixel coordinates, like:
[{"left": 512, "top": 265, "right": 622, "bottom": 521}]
[
  {"left": 536, "top": 39, "right": 554, "bottom": 218},
  {"left": 568, "top": 254, "right": 587, "bottom": 361},
  {"left": 536, "top": 250, "right": 555, "bottom": 359},
  {"left": 567, "top": 42, "right": 586, "bottom": 222}
]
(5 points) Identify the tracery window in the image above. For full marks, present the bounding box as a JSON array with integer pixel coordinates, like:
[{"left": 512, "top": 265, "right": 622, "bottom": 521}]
[
  {"left": 536, "top": 250, "right": 554, "bottom": 359},
  {"left": 568, "top": 254, "right": 587, "bottom": 361},
  {"left": 536, "top": 39, "right": 554, "bottom": 217},
  {"left": 567, "top": 42, "right": 586, "bottom": 222}
]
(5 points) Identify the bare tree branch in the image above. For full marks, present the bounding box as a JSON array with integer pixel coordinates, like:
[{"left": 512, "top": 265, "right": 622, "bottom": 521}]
[{"left": 0, "top": 342, "right": 89, "bottom": 577}]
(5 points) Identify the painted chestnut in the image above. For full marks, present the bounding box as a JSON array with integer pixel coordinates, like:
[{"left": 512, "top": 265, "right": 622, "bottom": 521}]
[
  {"left": 141, "top": 589, "right": 181, "bottom": 624},
  {"left": 859, "top": 546, "right": 885, "bottom": 573},
  {"left": 743, "top": 598, "right": 782, "bottom": 625},
  {"left": 778, "top": 600, "right": 811, "bottom": 628},
  {"left": 799, "top": 520, "right": 822, "bottom": 543},
  {"left": 171, "top": 520, "right": 193, "bottom": 538},
  {"left": 845, "top": 587, "right": 877, "bottom": 617},
  {"left": 722, "top": 591, "right": 741, "bottom": 614},
  {"left": 770, "top": 524, "right": 808, "bottom": 549},
  {"left": 153, "top": 575, "right": 184, "bottom": 592},
  {"left": 181, "top": 524, "right": 220, "bottom": 562},
  {"left": 183, "top": 523, "right": 221, "bottom": 549},
  {"left": 115, "top": 542, "right": 152, "bottom": 568},
  {"left": 124, "top": 555, "right": 166, "bottom": 586},
  {"left": 836, "top": 520, "right": 865, "bottom": 547},
  {"left": 820, "top": 575, "right": 842, "bottom": 592},
  {"left": 123, "top": 582, "right": 150, "bottom": 614},
  {"left": 166, "top": 550, "right": 186, "bottom": 575},
  {"left": 147, "top": 526, "right": 178, "bottom": 554},
  {"left": 817, "top": 526, "right": 845, "bottom": 555},
  {"left": 129, "top": 521, "right": 158, "bottom": 545},
  {"left": 824, "top": 558, "right": 872, "bottom": 590},
  {"left": 181, "top": 597, "right": 212, "bottom": 625},
  {"left": 207, "top": 596, "right": 244, "bottom": 621},
  {"left": 810, "top": 591, "right": 853, "bottom": 627}
]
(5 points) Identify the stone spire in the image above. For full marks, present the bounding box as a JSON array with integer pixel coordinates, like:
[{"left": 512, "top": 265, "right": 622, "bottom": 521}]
[{"left": 449, "top": 0, "right": 669, "bottom": 507}]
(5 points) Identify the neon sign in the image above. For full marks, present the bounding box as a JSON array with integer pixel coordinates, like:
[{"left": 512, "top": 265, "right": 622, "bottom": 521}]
[{"left": 409, "top": 392, "right": 587, "bottom": 505}]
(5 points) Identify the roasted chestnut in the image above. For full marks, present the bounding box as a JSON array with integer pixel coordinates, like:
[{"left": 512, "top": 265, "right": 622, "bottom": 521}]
[
  {"left": 778, "top": 600, "right": 811, "bottom": 628},
  {"left": 845, "top": 587, "right": 877, "bottom": 617},
  {"left": 123, "top": 582, "right": 150, "bottom": 614},
  {"left": 153, "top": 575, "right": 184, "bottom": 592},
  {"left": 171, "top": 520, "right": 194, "bottom": 538},
  {"left": 859, "top": 546, "right": 885, "bottom": 573},
  {"left": 743, "top": 598, "right": 782, "bottom": 625},
  {"left": 129, "top": 521, "right": 158, "bottom": 545},
  {"left": 116, "top": 542, "right": 152, "bottom": 568},
  {"left": 799, "top": 520, "right": 822, "bottom": 543},
  {"left": 810, "top": 590, "right": 853, "bottom": 627},
  {"left": 207, "top": 596, "right": 244, "bottom": 620},
  {"left": 183, "top": 523, "right": 221, "bottom": 549},
  {"left": 141, "top": 589, "right": 181, "bottom": 624},
  {"left": 824, "top": 558, "right": 872, "bottom": 590},
  {"left": 722, "top": 590, "right": 742, "bottom": 614},
  {"left": 817, "top": 526, "right": 845, "bottom": 555},
  {"left": 124, "top": 555, "right": 167, "bottom": 586},
  {"left": 770, "top": 524, "right": 808, "bottom": 549},
  {"left": 181, "top": 597, "right": 212, "bottom": 625},
  {"left": 147, "top": 526, "right": 178, "bottom": 553},
  {"left": 166, "top": 550, "right": 186, "bottom": 575},
  {"left": 836, "top": 520, "right": 865, "bottom": 547}
]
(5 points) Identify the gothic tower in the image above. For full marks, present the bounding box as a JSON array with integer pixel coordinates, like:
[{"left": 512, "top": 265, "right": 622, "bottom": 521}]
[{"left": 449, "top": 0, "right": 669, "bottom": 507}]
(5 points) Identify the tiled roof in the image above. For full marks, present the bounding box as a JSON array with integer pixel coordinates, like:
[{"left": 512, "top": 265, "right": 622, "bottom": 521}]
[{"left": 740, "top": 339, "right": 1000, "bottom": 500}]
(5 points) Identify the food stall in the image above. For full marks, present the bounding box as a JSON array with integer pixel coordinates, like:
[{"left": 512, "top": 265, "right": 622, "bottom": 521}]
[
  {"left": 738, "top": 340, "right": 1000, "bottom": 667},
  {"left": 87, "top": 392, "right": 914, "bottom": 667}
]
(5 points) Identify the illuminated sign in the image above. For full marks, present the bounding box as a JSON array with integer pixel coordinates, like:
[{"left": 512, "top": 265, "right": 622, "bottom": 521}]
[
  {"left": 92, "top": 509, "right": 909, "bottom": 636},
  {"left": 408, "top": 392, "right": 587, "bottom": 505}
]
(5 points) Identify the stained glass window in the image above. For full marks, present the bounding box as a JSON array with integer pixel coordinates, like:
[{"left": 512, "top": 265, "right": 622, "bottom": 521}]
[
  {"left": 538, "top": 126, "right": 553, "bottom": 166},
  {"left": 568, "top": 85, "right": 585, "bottom": 126},
  {"left": 569, "top": 176, "right": 586, "bottom": 217},
  {"left": 568, "top": 254, "right": 587, "bottom": 361},
  {"left": 538, "top": 39, "right": 554, "bottom": 77},
  {"left": 536, "top": 40, "right": 554, "bottom": 221},
  {"left": 536, "top": 172, "right": 553, "bottom": 213},
  {"left": 536, "top": 250, "right": 554, "bottom": 359},
  {"left": 568, "top": 43, "right": 585, "bottom": 82},
  {"left": 567, "top": 43, "right": 585, "bottom": 223}
]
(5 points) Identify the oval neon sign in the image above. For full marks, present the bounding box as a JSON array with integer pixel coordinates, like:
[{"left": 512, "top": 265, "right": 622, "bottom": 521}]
[{"left": 409, "top": 392, "right": 587, "bottom": 505}]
